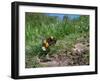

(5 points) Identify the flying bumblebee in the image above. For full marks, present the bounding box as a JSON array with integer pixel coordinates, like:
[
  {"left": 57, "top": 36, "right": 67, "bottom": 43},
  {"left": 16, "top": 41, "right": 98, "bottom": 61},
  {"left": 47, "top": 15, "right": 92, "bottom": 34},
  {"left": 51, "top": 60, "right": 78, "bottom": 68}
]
[{"left": 38, "top": 36, "right": 57, "bottom": 61}]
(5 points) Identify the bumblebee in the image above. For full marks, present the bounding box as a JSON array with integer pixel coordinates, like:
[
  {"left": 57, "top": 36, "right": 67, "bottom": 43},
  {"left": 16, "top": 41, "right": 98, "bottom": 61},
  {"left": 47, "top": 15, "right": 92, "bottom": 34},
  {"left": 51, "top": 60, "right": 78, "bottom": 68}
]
[
  {"left": 38, "top": 36, "right": 56, "bottom": 62},
  {"left": 42, "top": 36, "right": 57, "bottom": 51}
]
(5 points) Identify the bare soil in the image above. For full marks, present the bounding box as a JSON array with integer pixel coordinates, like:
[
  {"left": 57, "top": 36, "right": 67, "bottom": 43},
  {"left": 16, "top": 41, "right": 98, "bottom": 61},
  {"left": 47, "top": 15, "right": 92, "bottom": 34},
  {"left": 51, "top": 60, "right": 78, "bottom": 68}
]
[{"left": 38, "top": 42, "right": 89, "bottom": 67}]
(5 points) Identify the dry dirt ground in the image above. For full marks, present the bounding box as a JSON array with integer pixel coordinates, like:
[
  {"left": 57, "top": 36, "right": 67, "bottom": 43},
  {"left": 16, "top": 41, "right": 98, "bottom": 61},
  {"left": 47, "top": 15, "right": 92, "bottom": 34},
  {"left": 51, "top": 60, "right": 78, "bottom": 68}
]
[{"left": 38, "top": 42, "right": 89, "bottom": 67}]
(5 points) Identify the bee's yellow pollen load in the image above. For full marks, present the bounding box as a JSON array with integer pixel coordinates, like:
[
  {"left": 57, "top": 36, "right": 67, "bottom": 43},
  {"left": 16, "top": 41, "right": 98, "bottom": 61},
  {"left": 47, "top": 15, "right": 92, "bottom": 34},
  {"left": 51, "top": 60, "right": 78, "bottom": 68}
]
[
  {"left": 43, "top": 40, "right": 49, "bottom": 48},
  {"left": 45, "top": 42, "right": 49, "bottom": 48}
]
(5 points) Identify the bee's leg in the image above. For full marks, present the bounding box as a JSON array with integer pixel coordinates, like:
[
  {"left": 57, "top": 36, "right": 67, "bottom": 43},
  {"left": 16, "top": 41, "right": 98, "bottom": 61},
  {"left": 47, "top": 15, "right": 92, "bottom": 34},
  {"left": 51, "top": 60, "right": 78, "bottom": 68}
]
[
  {"left": 46, "top": 54, "right": 52, "bottom": 61},
  {"left": 46, "top": 54, "right": 49, "bottom": 59}
]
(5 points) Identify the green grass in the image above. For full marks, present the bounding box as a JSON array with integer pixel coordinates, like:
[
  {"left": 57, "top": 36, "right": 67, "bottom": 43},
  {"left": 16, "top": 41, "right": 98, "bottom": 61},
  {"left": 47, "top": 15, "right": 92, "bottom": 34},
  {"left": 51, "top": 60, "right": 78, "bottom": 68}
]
[{"left": 25, "top": 13, "right": 89, "bottom": 68}]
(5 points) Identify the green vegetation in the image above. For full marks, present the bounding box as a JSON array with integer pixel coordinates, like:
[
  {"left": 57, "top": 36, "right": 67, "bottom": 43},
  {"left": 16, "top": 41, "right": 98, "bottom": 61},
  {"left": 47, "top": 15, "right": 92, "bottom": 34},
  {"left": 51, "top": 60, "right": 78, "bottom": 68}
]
[{"left": 25, "top": 13, "right": 89, "bottom": 68}]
